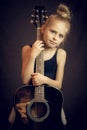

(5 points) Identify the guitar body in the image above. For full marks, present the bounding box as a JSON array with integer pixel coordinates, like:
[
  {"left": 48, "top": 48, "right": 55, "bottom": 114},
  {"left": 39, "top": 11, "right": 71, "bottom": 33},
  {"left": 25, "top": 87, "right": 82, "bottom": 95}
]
[{"left": 11, "top": 85, "right": 65, "bottom": 130}]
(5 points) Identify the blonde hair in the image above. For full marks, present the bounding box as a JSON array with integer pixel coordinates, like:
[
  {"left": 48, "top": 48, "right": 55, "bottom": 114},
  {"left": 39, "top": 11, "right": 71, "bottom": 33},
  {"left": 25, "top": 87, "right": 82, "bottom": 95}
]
[
  {"left": 57, "top": 4, "right": 71, "bottom": 21},
  {"left": 44, "top": 4, "right": 72, "bottom": 34}
]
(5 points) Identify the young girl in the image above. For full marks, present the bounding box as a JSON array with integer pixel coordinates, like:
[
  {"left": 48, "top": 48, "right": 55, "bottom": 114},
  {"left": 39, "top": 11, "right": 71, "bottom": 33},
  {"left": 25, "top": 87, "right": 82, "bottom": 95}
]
[{"left": 9, "top": 3, "right": 72, "bottom": 130}]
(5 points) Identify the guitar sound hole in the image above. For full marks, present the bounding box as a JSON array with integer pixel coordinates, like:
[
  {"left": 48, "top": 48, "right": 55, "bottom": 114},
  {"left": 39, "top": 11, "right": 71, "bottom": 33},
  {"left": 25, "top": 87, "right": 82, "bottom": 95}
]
[
  {"left": 27, "top": 99, "right": 50, "bottom": 122},
  {"left": 30, "top": 102, "right": 48, "bottom": 118}
]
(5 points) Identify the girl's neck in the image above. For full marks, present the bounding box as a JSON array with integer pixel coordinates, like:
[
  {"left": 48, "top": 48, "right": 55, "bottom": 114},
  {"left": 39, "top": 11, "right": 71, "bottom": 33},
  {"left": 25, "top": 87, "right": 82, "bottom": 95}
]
[{"left": 43, "top": 47, "right": 57, "bottom": 61}]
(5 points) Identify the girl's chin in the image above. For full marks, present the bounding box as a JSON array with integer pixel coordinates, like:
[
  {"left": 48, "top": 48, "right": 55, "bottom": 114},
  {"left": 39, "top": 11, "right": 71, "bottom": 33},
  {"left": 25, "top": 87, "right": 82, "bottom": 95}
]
[{"left": 44, "top": 43, "right": 56, "bottom": 48}]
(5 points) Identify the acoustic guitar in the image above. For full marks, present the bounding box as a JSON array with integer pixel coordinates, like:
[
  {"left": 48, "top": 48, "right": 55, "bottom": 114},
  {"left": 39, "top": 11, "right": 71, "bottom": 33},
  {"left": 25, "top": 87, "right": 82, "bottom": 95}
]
[{"left": 11, "top": 6, "right": 65, "bottom": 130}]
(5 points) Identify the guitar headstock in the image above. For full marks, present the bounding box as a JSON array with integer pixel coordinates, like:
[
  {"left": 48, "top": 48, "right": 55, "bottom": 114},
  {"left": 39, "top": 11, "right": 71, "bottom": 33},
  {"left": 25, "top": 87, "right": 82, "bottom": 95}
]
[{"left": 30, "top": 6, "right": 48, "bottom": 28}]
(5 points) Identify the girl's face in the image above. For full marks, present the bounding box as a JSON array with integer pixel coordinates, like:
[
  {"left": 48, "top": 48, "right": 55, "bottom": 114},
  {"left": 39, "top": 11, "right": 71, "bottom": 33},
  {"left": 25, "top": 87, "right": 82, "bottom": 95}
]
[{"left": 42, "top": 19, "right": 69, "bottom": 48}]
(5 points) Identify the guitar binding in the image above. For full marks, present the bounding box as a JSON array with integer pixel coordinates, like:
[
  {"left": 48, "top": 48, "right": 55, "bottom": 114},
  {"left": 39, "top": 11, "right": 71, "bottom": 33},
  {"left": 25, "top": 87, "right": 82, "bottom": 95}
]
[{"left": 26, "top": 99, "right": 50, "bottom": 122}]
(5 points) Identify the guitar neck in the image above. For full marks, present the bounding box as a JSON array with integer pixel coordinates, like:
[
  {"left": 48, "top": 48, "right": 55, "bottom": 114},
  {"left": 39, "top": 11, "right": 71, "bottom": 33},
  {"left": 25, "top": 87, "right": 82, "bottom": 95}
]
[
  {"left": 34, "top": 28, "right": 45, "bottom": 100},
  {"left": 36, "top": 28, "right": 44, "bottom": 75},
  {"left": 31, "top": 5, "right": 48, "bottom": 101}
]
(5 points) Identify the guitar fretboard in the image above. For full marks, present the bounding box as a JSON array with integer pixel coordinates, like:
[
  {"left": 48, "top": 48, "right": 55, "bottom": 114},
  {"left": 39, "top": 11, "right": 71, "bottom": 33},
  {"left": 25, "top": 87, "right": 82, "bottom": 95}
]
[{"left": 34, "top": 28, "right": 45, "bottom": 101}]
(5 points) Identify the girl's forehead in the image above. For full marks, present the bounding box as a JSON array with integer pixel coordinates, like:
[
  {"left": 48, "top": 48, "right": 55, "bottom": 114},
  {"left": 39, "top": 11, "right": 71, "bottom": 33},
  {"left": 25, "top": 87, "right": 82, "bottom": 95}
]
[
  {"left": 48, "top": 19, "right": 66, "bottom": 26},
  {"left": 49, "top": 20, "right": 67, "bottom": 28},
  {"left": 47, "top": 19, "right": 69, "bottom": 33}
]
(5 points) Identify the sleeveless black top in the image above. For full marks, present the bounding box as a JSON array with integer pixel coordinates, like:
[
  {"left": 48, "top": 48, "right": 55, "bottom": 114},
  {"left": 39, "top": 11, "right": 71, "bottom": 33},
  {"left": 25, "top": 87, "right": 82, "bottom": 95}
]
[{"left": 44, "top": 51, "right": 57, "bottom": 80}]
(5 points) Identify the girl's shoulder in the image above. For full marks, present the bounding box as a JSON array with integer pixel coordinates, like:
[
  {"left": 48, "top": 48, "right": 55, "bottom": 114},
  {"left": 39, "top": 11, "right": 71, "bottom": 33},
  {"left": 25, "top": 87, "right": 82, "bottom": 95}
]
[
  {"left": 56, "top": 48, "right": 67, "bottom": 63},
  {"left": 22, "top": 45, "right": 31, "bottom": 53},
  {"left": 22, "top": 45, "right": 32, "bottom": 58},
  {"left": 22, "top": 44, "right": 31, "bottom": 50},
  {"left": 57, "top": 48, "right": 67, "bottom": 56}
]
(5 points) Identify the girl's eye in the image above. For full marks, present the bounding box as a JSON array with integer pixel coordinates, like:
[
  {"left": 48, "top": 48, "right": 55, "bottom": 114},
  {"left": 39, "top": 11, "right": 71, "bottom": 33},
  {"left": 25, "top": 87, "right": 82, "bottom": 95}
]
[
  {"left": 50, "top": 30, "right": 56, "bottom": 34},
  {"left": 59, "top": 34, "right": 64, "bottom": 38}
]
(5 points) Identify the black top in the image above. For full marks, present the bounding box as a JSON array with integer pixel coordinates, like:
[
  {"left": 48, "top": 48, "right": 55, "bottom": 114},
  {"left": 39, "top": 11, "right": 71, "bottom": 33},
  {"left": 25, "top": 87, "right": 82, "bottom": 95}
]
[{"left": 44, "top": 51, "right": 57, "bottom": 80}]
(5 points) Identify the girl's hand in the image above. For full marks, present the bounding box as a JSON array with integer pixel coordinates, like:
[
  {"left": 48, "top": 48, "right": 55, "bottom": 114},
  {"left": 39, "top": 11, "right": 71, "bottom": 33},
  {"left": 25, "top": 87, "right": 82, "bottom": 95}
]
[
  {"left": 31, "top": 73, "right": 46, "bottom": 86},
  {"left": 31, "top": 40, "right": 44, "bottom": 58},
  {"left": 16, "top": 102, "right": 30, "bottom": 118}
]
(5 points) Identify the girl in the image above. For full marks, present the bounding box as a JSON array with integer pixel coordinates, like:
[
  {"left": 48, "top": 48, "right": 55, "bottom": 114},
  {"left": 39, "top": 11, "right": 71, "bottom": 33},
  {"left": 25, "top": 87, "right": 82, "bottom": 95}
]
[{"left": 9, "top": 3, "right": 72, "bottom": 130}]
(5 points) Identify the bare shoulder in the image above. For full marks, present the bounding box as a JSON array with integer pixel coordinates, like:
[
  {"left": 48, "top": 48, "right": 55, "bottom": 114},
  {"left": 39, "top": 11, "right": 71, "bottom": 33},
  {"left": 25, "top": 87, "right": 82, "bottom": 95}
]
[
  {"left": 57, "top": 48, "right": 67, "bottom": 64},
  {"left": 22, "top": 45, "right": 31, "bottom": 60},
  {"left": 57, "top": 48, "right": 67, "bottom": 57},
  {"left": 22, "top": 45, "right": 31, "bottom": 53}
]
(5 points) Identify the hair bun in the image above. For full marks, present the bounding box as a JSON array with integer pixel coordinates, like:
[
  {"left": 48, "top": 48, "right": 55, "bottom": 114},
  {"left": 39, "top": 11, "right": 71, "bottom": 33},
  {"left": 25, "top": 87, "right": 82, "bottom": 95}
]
[{"left": 57, "top": 4, "right": 71, "bottom": 20}]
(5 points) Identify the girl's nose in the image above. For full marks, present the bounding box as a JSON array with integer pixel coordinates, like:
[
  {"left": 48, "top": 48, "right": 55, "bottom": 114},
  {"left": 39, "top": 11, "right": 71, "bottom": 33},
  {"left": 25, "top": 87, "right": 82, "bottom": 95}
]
[{"left": 53, "top": 34, "right": 58, "bottom": 40}]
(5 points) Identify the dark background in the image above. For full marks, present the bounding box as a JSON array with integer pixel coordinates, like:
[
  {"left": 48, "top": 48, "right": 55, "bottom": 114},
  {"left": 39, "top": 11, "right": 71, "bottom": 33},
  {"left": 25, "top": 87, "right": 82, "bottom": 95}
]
[{"left": 0, "top": 0, "right": 87, "bottom": 130}]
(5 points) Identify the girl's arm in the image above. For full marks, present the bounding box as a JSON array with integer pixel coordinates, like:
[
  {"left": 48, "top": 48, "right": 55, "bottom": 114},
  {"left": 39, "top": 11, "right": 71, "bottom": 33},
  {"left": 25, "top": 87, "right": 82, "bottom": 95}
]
[{"left": 22, "top": 40, "right": 44, "bottom": 84}]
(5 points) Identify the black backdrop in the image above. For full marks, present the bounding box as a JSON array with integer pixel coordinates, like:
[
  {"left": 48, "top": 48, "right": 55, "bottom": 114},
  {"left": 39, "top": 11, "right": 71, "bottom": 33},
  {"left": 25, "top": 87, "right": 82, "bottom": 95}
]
[{"left": 0, "top": 0, "right": 87, "bottom": 130}]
